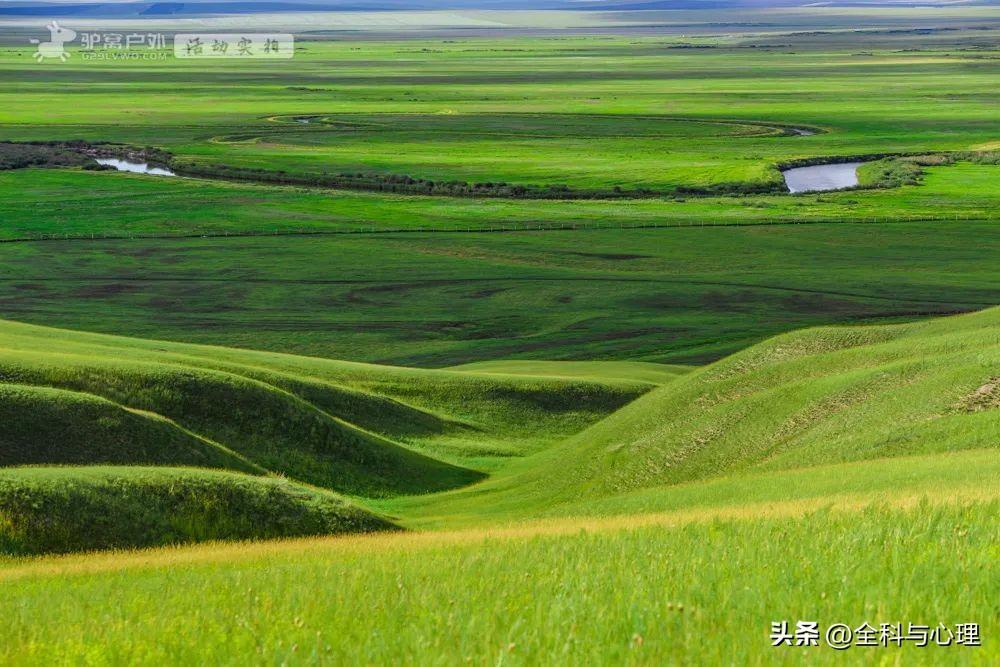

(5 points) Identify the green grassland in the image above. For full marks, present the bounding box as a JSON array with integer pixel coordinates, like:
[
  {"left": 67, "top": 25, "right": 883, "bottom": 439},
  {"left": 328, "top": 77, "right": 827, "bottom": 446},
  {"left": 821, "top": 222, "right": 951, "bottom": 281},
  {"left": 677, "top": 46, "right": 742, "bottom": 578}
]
[
  {"left": 0, "top": 271, "right": 996, "bottom": 664},
  {"left": 3, "top": 308, "right": 994, "bottom": 661},
  {"left": 0, "top": 11, "right": 998, "bottom": 663},
  {"left": 0, "top": 466, "right": 396, "bottom": 556},
  {"left": 1, "top": 160, "right": 998, "bottom": 242},
  {"left": 1, "top": 28, "right": 998, "bottom": 195},
  {"left": 1, "top": 500, "right": 995, "bottom": 665},
  {"left": 448, "top": 359, "right": 693, "bottom": 385},
  {"left": 392, "top": 306, "right": 999, "bottom": 525},
  {"left": 0, "top": 211, "right": 995, "bottom": 366}
]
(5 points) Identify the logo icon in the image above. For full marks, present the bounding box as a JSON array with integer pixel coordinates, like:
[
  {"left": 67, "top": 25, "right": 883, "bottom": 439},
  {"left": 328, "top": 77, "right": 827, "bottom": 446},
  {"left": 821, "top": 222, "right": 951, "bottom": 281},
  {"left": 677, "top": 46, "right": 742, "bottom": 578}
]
[{"left": 30, "top": 21, "right": 77, "bottom": 62}]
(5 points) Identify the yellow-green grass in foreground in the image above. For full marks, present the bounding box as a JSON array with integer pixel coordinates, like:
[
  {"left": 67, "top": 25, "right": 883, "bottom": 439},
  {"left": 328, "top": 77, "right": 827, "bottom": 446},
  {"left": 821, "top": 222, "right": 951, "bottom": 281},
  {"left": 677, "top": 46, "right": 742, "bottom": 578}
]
[
  {"left": 0, "top": 495, "right": 994, "bottom": 664},
  {"left": 392, "top": 447, "right": 998, "bottom": 530},
  {"left": 4, "top": 448, "right": 994, "bottom": 574}
]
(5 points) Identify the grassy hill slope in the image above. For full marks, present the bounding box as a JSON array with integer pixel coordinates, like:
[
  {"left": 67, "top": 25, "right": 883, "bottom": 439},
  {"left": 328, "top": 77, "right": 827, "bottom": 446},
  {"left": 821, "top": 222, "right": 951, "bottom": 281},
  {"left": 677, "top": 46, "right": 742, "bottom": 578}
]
[
  {"left": 0, "top": 319, "right": 647, "bottom": 495},
  {"left": 399, "top": 307, "right": 999, "bottom": 522}
]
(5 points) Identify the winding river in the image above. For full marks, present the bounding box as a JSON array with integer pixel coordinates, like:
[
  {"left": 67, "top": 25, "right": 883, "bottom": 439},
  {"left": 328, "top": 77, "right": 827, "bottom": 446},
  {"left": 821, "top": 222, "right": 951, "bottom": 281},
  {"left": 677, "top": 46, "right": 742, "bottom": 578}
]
[{"left": 92, "top": 150, "right": 866, "bottom": 197}]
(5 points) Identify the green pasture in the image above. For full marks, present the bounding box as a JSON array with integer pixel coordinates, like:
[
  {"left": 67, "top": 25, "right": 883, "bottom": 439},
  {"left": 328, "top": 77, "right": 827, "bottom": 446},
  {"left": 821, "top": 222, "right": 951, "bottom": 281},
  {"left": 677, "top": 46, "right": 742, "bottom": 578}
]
[
  {"left": 0, "top": 30, "right": 997, "bottom": 194},
  {"left": 0, "top": 14, "right": 997, "bottom": 663},
  {"left": 1, "top": 499, "right": 995, "bottom": 665},
  {"left": 0, "top": 161, "right": 997, "bottom": 242},
  {"left": 0, "top": 214, "right": 994, "bottom": 365}
]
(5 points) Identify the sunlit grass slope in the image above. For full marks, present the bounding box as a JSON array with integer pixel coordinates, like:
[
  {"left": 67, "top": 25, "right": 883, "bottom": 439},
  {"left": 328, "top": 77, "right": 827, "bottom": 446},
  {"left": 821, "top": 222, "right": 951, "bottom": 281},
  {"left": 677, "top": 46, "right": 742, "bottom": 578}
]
[
  {"left": 0, "top": 467, "right": 395, "bottom": 556},
  {"left": 0, "top": 318, "right": 646, "bottom": 490},
  {"left": 1, "top": 500, "right": 994, "bottom": 664},
  {"left": 402, "top": 307, "right": 999, "bottom": 521}
]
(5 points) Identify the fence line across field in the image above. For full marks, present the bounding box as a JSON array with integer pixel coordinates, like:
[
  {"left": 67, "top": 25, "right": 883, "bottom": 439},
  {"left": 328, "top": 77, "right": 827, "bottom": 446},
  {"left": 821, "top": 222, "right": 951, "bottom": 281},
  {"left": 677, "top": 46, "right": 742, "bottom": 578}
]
[{"left": 2, "top": 213, "right": 995, "bottom": 245}]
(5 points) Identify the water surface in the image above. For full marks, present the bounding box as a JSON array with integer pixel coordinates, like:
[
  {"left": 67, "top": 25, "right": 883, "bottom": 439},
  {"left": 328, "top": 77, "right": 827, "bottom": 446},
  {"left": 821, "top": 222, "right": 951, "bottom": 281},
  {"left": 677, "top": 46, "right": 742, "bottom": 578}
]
[
  {"left": 782, "top": 161, "right": 861, "bottom": 193},
  {"left": 95, "top": 158, "right": 175, "bottom": 177}
]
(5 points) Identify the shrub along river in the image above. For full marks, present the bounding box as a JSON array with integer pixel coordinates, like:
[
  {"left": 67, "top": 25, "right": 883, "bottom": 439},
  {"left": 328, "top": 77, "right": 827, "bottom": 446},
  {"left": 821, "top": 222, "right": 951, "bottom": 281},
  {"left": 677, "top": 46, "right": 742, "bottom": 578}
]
[{"left": 92, "top": 153, "right": 866, "bottom": 197}]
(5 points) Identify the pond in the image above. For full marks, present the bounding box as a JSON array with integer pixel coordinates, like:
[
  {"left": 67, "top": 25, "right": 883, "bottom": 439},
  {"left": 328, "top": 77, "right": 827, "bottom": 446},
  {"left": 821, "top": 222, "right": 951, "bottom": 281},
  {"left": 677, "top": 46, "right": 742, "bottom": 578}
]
[
  {"left": 95, "top": 158, "right": 175, "bottom": 176},
  {"left": 782, "top": 161, "right": 862, "bottom": 193}
]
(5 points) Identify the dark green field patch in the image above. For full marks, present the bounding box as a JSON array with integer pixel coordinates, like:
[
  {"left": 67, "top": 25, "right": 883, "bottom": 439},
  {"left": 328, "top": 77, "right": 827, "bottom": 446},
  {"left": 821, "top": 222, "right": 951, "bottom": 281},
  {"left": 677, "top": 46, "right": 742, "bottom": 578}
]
[{"left": 0, "top": 219, "right": 994, "bottom": 365}]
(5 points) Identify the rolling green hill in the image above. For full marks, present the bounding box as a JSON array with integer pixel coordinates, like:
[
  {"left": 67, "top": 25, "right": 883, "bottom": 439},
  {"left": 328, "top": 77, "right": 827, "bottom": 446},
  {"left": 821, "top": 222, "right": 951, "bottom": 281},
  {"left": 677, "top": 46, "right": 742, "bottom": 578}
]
[
  {"left": 560, "top": 306, "right": 998, "bottom": 492},
  {"left": 2, "top": 306, "right": 995, "bottom": 549},
  {"left": 0, "top": 318, "right": 647, "bottom": 491},
  {"left": 0, "top": 317, "right": 653, "bottom": 553},
  {"left": 397, "top": 306, "right": 999, "bottom": 523}
]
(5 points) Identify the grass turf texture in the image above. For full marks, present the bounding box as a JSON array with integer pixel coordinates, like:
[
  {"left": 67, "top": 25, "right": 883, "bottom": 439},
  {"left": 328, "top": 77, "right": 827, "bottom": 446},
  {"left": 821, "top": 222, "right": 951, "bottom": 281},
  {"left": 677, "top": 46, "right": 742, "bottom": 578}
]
[
  {"left": 0, "top": 14, "right": 997, "bottom": 661},
  {"left": 0, "top": 467, "right": 395, "bottom": 556},
  {"left": 0, "top": 499, "right": 995, "bottom": 664},
  {"left": 0, "top": 306, "right": 995, "bottom": 550}
]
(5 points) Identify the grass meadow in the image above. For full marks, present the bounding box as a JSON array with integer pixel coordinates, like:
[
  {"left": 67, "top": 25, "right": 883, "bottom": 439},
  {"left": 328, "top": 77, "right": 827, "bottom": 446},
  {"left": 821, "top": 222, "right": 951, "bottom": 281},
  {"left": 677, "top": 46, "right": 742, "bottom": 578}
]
[
  {"left": 1, "top": 499, "right": 995, "bottom": 665},
  {"left": 0, "top": 21, "right": 997, "bottom": 364},
  {"left": 0, "top": 8, "right": 997, "bottom": 663}
]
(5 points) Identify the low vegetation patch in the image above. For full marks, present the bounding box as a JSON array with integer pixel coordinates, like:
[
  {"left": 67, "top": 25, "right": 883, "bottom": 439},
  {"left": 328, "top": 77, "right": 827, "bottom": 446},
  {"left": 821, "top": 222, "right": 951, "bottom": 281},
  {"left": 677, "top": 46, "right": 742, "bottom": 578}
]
[
  {"left": 0, "top": 141, "right": 96, "bottom": 170},
  {"left": 857, "top": 157, "right": 924, "bottom": 188},
  {"left": 958, "top": 377, "right": 999, "bottom": 413},
  {"left": 0, "top": 467, "right": 396, "bottom": 556}
]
